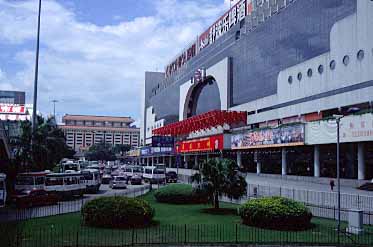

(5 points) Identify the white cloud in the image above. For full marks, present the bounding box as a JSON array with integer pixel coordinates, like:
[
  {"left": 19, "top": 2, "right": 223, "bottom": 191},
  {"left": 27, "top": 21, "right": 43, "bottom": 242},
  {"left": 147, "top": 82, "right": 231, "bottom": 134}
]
[{"left": 0, "top": 0, "right": 228, "bottom": 121}]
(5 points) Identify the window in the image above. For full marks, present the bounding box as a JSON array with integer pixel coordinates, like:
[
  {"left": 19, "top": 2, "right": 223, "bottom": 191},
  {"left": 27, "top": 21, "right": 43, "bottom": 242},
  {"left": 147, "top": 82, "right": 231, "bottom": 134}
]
[
  {"left": 343, "top": 55, "right": 350, "bottom": 66},
  {"left": 35, "top": 177, "right": 45, "bottom": 185},
  {"left": 16, "top": 177, "right": 33, "bottom": 185},
  {"left": 297, "top": 72, "right": 302, "bottom": 81},
  {"left": 318, "top": 65, "right": 324, "bottom": 74},
  {"left": 357, "top": 50, "right": 364, "bottom": 61},
  {"left": 46, "top": 177, "right": 63, "bottom": 186},
  {"left": 288, "top": 76, "right": 293, "bottom": 84},
  {"left": 307, "top": 69, "right": 313, "bottom": 77},
  {"left": 329, "top": 60, "right": 336, "bottom": 70}
]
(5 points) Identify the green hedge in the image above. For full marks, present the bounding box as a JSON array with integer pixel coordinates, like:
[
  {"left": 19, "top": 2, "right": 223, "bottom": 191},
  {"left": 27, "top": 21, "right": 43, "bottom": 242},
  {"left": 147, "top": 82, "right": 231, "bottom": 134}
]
[
  {"left": 239, "top": 197, "right": 312, "bottom": 231},
  {"left": 82, "top": 196, "right": 154, "bottom": 228},
  {"left": 154, "top": 184, "right": 208, "bottom": 204}
]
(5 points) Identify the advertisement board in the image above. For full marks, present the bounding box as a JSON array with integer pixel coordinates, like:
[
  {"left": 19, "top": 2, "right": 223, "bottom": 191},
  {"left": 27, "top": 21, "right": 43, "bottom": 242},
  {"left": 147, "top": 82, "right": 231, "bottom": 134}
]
[
  {"left": 151, "top": 136, "right": 175, "bottom": 148},
  {"left": 0, "top": 104, "right": 25, "bottom": 114},
  {"left": 176, "top": 134, "right": 224, "bottom": 153},
  {"left": 231, "top": 124, "right": 305, "bottom": 149},
  {"left": 140, "top": 146, "right": 174, "bottom": 157},
  {"left": 306, "top": 113, "right": 373, "bottom": 145}
]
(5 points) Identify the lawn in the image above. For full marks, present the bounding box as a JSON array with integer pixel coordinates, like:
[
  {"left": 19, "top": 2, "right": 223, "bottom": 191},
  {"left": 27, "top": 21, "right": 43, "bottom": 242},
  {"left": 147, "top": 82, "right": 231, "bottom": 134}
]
[{"left": 2, "top": 191, "right": 373, "bottom": 247}]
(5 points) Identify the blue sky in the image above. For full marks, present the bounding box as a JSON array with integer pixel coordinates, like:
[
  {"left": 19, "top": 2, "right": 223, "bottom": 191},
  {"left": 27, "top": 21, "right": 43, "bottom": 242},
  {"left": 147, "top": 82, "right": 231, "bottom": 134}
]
[{"left": 0, "top": 0, "right": 236, "bottom": 124}]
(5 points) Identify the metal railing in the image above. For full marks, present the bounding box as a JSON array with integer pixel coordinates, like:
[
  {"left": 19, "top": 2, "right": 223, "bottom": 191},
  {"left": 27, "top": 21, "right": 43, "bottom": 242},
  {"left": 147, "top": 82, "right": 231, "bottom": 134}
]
[
  {"left": 0, "top": 185, "right": 151, "bottom": 222},
  {"left": 1, "top": 223, "right": 372, "bottom": 247}
]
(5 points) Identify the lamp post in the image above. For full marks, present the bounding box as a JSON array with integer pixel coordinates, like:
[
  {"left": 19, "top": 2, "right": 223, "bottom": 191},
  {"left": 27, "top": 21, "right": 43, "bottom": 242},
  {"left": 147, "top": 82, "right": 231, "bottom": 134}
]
[
  {"left": 175, "top": 143, "right": 180, "bottom": 179},
  {"left": 333, "top": 114, "right": 344, "bottom": 245}
]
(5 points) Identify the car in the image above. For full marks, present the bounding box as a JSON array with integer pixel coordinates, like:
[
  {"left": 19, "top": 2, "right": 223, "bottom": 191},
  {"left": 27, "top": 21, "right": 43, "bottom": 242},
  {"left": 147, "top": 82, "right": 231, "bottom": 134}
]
[
  {"left": 129, "top": 175, "right": 142, "bottom": 185},
  {"left": 12, "top": 189, "right": 59, "bottom": 208},
  {"left": 109, "top": 176, "right": 127, "bottom": 189},
  {"left": 166, "top": 171, "right": 178, "bottom": 183},
  {"left": 101, "top": 174, "right": 112, "bottom": 184}
]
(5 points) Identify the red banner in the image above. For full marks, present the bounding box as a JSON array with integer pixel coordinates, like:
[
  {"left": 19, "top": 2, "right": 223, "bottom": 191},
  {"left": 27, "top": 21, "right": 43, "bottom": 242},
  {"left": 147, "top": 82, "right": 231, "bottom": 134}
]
[
  {"left": 0, "top": 104, "right": 25, "bottom": 114},
  {"left": 176, "top": 135, "right": 224, "bottom": 153}
]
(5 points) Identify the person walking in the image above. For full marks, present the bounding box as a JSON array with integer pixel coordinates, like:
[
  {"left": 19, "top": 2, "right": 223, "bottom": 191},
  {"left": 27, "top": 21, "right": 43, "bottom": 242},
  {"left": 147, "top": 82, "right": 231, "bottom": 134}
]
[{"left": 330, "top": 180, "right": 335, "bottom": 191}]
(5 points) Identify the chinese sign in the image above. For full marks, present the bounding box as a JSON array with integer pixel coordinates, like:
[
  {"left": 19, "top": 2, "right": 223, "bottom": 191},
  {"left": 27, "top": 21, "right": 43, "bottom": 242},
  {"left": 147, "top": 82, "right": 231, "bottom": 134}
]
[
  {"left": 306, "top": 113, "right": 373, "bottom": 144},
  {"left": 140, "top": 146, "right": 174, "bottom": 156},
  {"left": 165, "top": 43, "right": 197, "bottom": 78},
  {"left": 176, "top": 134, "right": 224, "bottom": 153},
  {"left": 0, "top": 104, "right": 25, "bottom": 114},
  {"left": 232, "top": 124, "right": 305, "bottom": 149},
  {"left": 199, "top": 0, "right": 252, "bottom": 51},
  {"left": 152, "top": 136, "right": 175, "bottom": 148}
]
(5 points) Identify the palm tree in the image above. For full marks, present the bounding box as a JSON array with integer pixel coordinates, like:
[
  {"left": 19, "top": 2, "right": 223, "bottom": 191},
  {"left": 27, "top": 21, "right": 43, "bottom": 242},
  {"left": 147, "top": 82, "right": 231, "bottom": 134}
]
[{"left": 192, "top": 158, "right": 247, "bottom": 210}]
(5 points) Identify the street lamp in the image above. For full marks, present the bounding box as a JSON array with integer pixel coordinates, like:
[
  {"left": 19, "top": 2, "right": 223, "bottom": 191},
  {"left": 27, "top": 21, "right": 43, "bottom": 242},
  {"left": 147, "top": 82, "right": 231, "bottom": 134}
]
[{"left": 175, "top": 143, "right": 180, "bottom": 178}]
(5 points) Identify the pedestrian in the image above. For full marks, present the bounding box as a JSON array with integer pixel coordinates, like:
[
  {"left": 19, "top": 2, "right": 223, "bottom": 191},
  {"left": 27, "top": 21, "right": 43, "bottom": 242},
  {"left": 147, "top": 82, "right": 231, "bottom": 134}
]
[{"left": 330, "top": 180, "right": 335, "bottom": 191}]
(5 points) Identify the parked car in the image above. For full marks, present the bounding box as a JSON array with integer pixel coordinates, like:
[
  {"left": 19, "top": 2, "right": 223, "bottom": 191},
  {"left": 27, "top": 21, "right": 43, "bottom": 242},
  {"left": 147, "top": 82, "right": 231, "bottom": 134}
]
[
  {"left": 109, "top": 176, "right": 127, "bottom": 189},
  {"left": 101, "top": 174, "right": 112, "bottom": 184},
  {"left": 166, "top": 171, "right": 178, "bottom": 183},
  {"left": 129, "top": 175, "right": 142, "bottom": 185},
  {"left": 12, "top": 189, "right": 59, "bottom": 208}
]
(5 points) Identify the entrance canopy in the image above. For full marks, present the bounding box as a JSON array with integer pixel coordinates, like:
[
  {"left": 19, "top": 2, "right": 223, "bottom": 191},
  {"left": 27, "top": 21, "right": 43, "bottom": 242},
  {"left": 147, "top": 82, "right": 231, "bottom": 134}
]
[{"left": 152, "top": 110, "right": 246, "bottom": 137}]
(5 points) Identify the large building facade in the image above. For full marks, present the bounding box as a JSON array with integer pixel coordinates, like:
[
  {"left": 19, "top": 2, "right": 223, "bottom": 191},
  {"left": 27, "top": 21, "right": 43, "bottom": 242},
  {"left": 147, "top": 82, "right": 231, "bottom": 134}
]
[
  {"left": 60, "top": 115, "right": 140, "bottom": 152},
  {"left": 141, "top": 0, "right": 373, "bottom": 182}
]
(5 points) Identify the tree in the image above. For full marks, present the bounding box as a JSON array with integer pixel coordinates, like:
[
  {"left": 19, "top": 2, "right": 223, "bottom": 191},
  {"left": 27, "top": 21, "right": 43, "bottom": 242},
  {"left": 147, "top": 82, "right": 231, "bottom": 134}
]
[
  {"left": 112, "top": 144, "right": 132, "bottom": 155},
  {"left": 86, "top": 142, "right": 116, "bottom": 161},
  {"left": 192, "top": 158, "right": 247, "bottom": 210},
  {"left": 13, "top": 116, "right": 75, "bottom": 172}
]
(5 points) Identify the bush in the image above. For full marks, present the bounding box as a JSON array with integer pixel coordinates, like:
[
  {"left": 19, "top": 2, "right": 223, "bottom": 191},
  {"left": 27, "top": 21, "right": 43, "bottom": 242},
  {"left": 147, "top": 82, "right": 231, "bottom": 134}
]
[
  {"left": 82, "top": 196, "right": 154, "bottom": 228},
  {"left": 154, "top": 184, "right": 208, "bottom": 204},
  {"left": 239, "top": 197, "right": 312, "bottom": 231}
]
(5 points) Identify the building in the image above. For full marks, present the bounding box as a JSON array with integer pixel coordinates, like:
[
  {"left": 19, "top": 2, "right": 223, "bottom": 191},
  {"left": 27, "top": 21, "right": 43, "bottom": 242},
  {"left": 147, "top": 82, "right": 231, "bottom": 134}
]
[
  {"left": 141, "top": 0, "right": 373, "bottom": 182},
  {"left": 0, "top": 90, "right": 32, "bottom": 161},
  {"left": 59, "top": 115, "right": 140, "bottom": 152}
]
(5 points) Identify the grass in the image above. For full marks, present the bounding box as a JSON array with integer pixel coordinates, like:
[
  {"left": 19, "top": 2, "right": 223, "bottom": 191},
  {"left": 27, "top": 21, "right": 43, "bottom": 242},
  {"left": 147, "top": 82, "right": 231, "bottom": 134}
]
[{"left": 2, "top": 191, "right": 373, "bottom": 247}]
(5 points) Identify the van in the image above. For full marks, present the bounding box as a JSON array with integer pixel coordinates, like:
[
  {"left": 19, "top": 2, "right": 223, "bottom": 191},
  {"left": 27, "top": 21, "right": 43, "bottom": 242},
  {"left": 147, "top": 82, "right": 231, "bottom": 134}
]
[{"left": 142, "top": 166, "right": 166, "bottom": 184}]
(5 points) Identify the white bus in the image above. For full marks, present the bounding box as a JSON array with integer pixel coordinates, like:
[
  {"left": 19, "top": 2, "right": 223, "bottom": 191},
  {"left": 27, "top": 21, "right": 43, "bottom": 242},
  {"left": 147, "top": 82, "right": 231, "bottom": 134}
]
[
  {"left": 45, "top": 172, "right": 85, "bottom": 198},
  {"left": 0, "top": 173, "right": 6, "bottom": 207},
  {"left": 81, "top": 169, "right": 101, "bottom": 193},
  {"left": 142, "top": 166, "right": 166, "bottom": 184},
  {"left": 15, "top": 172, "right": 49, "bottom": 192}
]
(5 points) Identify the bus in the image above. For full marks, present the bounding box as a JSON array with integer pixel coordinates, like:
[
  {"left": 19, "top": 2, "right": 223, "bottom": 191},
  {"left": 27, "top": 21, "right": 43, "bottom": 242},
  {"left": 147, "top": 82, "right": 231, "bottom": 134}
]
[
  {"left": 45, "top": 172, "right": 85, "bottom": 198},
  {"left": 142, "top": 166, "right": 166, "bottom": 184},
  {"left": 81, "top": 169, "right": 101, "bottom": 193},
  {"left": 61, "top": 160, "right": 80, "bottom": 172},
  {"left": 0, "top": 173, "right": 6, "bottom": 207},
  {"left": 15, "top": 172, "right": 49, "bottom": 192}
]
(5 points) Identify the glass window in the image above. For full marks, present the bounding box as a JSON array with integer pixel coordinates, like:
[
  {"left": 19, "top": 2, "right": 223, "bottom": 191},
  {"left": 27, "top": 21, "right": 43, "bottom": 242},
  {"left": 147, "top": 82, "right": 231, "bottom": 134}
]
[
  {"left": 307, "top": 69, "right": 313, "bottom": 77},
  {"left": 297, "top": 72, "right": 302, "bottom": 81},
  {"left": 288, "top": 76, "right": 293, "bottom": 84},
  {"left": 357, "top": 50, "right": 364, "bottom": 61},
  {"left": 35, "top": 177, "right": 45, "bottom": 185},
  {"left": 154, "top": 169, "right": 165, "bottom": 175},
  {"left": 16, "top": 177, "right": 34, "bottom": 185},
  {"left": 46, "top": 177, "right": 63, "bottom": 186},
  {"left": 318, "top": 65, "right": 324, "bottom": 74},
  {"left": 343, "top": 55, "right": 350, "bottom": 66},
  {"left": 330, "top": 60, "right": 336, "bottom": 70}
]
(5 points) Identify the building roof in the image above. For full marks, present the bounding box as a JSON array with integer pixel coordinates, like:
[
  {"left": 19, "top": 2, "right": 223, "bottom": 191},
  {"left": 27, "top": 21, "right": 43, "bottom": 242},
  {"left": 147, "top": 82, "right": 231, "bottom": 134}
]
[
  {"left": 59, "top": 125, "right": 140, "bottom": 133},
  {"left": 62, "top": 114, "right": 135, "bottom": 123}
]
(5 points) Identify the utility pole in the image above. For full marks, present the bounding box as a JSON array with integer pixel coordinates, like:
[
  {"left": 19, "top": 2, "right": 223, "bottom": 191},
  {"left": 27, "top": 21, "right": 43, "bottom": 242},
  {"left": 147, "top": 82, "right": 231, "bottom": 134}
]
[{"left": 32, "top": 0, "right": 42, "bottom": 139}]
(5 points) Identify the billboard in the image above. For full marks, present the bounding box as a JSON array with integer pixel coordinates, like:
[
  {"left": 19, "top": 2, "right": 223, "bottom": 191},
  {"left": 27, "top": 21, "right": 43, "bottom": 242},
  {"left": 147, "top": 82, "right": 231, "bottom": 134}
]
[
  {"left": 176, "top": 134, "right": 224, "bottom": 153},
  {"left": 0, "top": 104, "right": 25, "bottom": 114},
  {"left": 140, "top": 146, "right": 174, "bottom": 157},
  {"left": 231, "top": 124, "right": 305, "bottom": 149},
  {"left": 151, "top": 136, "right": 174, "bottom": 148},
  {"left": 306, "top": 113, "right": 373, "bottom": 144}
]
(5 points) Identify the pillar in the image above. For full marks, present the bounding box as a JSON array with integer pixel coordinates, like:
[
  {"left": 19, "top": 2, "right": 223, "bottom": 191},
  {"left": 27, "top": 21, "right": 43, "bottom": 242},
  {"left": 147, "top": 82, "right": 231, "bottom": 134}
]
[
  {"left": 194, "top": 155, "right": 198, "bottom": 169},
  {"left": 162, "top": 156, "right": 166, "bottom": 164},
  {"left": 184, "top": 154, "right": 188, "bottom": 169},
  {"left": 256, "top": 162, "right": 261, "bottom": 175},
  {"left": 156, "top": 157, "right": 159, "bottom": 164},
  {"left": 151, "top": 156, "right": 154, "bottom": 166},
  {"left": 147, "top": 157, "right": 150, "bottom": 166},
  {"left": 237, "top": 152, "right": 242, "bottom": 168},
  {"left": 281, "top": 147, "right": 287, "bottom": 176},
  {"left": 358, "top": 143, "right": 365, "bottom": 180},
  {"left": 314, "top": 145, "right": 320, "bottom": 177},
  {"left": 169, "top": 156, "right": 172, "bottom": 168}
]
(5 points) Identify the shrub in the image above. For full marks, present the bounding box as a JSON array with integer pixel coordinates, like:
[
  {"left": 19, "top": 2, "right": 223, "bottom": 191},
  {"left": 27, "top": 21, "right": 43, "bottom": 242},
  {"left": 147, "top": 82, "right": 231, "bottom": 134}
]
[
  {"left": 82, "top": 196, "right": 154, "bottom": 228},
  {"left": 239, "top": 197, "right": 312, "bottom": 231},
  {"left": 154, "top": 184, "right": 208, "bottom": 204}
]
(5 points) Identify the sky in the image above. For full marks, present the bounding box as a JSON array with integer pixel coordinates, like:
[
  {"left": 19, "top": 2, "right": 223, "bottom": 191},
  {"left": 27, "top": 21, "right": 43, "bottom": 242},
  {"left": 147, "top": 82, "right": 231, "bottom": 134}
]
[{"left": 0, "top": 0, "right": 238, "bottom": 125}]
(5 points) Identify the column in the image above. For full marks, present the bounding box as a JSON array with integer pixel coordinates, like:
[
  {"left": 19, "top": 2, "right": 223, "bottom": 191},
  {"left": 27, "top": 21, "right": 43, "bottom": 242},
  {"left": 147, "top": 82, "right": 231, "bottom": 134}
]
[
  {"left": 256, "top": 162, "right": 261, "bottom": 175},
  {"left": 358, "top": 143, "right": 365, "bottom": 180},
  {"left": 281, "top": 147, "right": 287, "bottom": 176},
  {"left": 156, "top": 157, "right": 159, "bottom": 164},
  {"left": 236, "top": 152, "right": 242, "bottom": 168},
  {"left": 151, "top": 156, "right": 154, "bottom": 166},
  {"left": 147, "top": 157, "right": 150, "bottom": 166},
  {"left": 162, "top": 156, "right": 166, "bottom": 164},
  {"left": 314, "top": 145, "right": 320, "bottom": 177},
  {"left": 169, "top": 156, "right": 172, "bottom": 168},
  {"left": 194, "top": 155, "right": 198, "bottom": 169}
]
